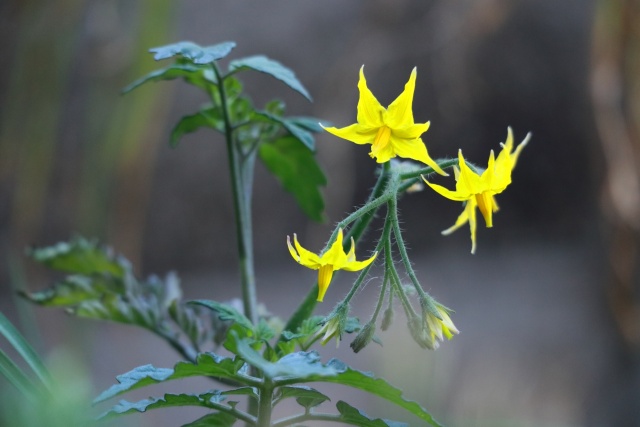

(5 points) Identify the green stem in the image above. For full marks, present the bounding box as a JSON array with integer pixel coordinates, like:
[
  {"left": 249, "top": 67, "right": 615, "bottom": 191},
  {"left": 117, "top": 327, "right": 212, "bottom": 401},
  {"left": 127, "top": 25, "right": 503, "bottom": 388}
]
[
  {"left": 398, "top": 157, "right": 459, "bottom": 180},
  {"left": 279, "top": 164, "right": 390, "bottom": 338},
  {"left": 384, "top": 220, "right": 418, "bottom": 319},
  {"left": 212, "top": 64, "right": 258, "bottom": 325},
  {"left": 388, "top": 197, "right": 436, "bottom": 309},
  {"left": 257, "top": 378, "right": 275, "bottom": 427}
]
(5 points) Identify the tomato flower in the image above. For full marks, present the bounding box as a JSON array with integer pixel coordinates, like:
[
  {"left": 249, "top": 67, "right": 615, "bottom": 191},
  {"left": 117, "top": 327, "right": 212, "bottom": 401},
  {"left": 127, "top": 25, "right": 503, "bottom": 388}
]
[
  {"left": 322, "top": 67, "right": 446, "bottom": 175},
  {"left": 287, "top": 228, "right": 377, "bottom": 301},
  {"left": 424, "top": 128, "right": 529, "bottom": 253}
]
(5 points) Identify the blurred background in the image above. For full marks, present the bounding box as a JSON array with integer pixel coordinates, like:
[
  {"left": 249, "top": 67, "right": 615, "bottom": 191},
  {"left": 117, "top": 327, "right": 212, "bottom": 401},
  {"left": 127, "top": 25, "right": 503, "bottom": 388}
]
[{"left": 2, "top": 0, "right": 640, "bottom": 426}]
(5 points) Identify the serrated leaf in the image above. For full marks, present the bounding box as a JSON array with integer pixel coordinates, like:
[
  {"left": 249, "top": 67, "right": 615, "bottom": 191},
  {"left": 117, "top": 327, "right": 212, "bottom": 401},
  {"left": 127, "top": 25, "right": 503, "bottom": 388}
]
[
  {"left": 123, "top": 63, "right": 214, "bottom": 94},
  {"left": 229, "top": 55, "right": 311, "bottom": 101},
  {"left": 259, "top": 136, "right": 326, "bottom": 222},
  {"left": 281, "top": 359, "right": 443, "bottom": 427},
  {"left": 100, "top": 392, "right": 227, "bottom": 418},
  {"left": 28, "top": 237, "right": 127, "bottom": 278},
  {"left": 170, "top": 106, "right": 223, "bottom": 147},
  {"left": 23, "top": 275, "right": 124, "bottom": 306},
  {"left": 336, "top": 401, "right": 408, "bottom": 427},
  {"left": 227, "top": 333, "right": 338, "bottom": 380},
  {"left": 181, "top": 412, "right": 237, "bottom": 427},
  {"left": 275, "top": 386, "right": 330, "bottom": 409},
  {"left": 189, "top": 300, "right": 254, "bottom": 331},
  {"left": 95, "top": 353, "right": 247, "bottom": 403},
  {"left": 255, "top": 112, "right": 315, "bottom": 150},
  {"left": 150, "top": 41, "right": 236, "bottom": 64}
]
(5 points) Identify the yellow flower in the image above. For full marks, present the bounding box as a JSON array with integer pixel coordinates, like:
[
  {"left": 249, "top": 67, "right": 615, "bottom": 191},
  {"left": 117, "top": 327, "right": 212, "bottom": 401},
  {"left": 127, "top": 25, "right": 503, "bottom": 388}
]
[
  {"left": 424, "top": 128, "right": 529, "bottom": 253},
  {"left": 322, "top": 67, "right": 446, "bottom": 175},
  {"left": 287, "top": 229, "right": 377, "bottom": 302},
  {"left": 424, "top": 304, "right": 459, "bottom": 350}
]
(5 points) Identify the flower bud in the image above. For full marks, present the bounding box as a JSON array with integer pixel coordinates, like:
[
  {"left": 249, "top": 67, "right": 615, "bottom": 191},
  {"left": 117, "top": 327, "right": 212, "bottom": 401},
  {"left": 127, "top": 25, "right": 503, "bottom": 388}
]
[{"left": 350, "top": 322, "right": 376, "bottom": 353}]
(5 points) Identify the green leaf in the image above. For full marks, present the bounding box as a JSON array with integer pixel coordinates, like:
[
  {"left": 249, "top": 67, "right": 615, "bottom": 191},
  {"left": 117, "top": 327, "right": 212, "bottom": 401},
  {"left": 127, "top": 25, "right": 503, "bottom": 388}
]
[
  {"left": 259, "top": 136, "right": 326, "bottom": 222},
  {"left": 287, "top": 116, "right": 329, "bottom": 133},
  {"left": 150, "top": 41, "right": 236, "bottom": 64},
  {"left": 28, "top": 236, "right": 127, "bottom": 278},
  {"left": 275, "top": 386, "right": 330, "bottom": 410},
  {"left": 181, "top": 412, "right": 237, "bottom": 427},
  {"left": 170, "top": 106, "right": 224, "bottom": 147},
  {"left": 0, "top": 311, "right": 50, "bottom": 388},
  {"left": 189, "top": 300, "right": 254, "bottom": 331},
  {"left": 100, "top": 392, "right": 226, "bottom": 418},
  {"left": 94, "top": 353, "right": 246, "bottom": 403},
  {"left": 0, "top": 348, "right": 39, "bottom": 397},
  {"left": 298, "top": 360, "right": 443, "bottom": 427},
  {"left": 255, "top": 111, "right": 315, "bottom": 150},
  {"left": 336, "top": 401, "right": 408, "bottom": 427},
  {"left": 227, "top": 333, "right": 338, "bottom": 380},
  {"left": 122, "top": 63, "right": 215, "bottom": 94},
  {"left": 229, "top": 55, "right": 312, "bottom": 101},
  {"left": 23, "top": 275, "right": 124, "bottom": 306}
]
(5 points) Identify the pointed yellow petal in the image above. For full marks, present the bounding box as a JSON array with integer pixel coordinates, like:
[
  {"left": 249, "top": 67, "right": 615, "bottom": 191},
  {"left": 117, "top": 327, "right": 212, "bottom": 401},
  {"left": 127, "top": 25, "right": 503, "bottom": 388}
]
[
  {"left": 356, "top": 66, "right": 385, "bottom": 128},
  {"left": 385, "top": 68, "right": 416, "bottom": 128},
  {"left": 293, "top": 234, "right": 321, "bottom": 268},
  {"left": 456, "top": 150, "right": 482, "bottom": 194},
  {"left": 423, "top": 179, "right": 469, "bottom": 201},
  {"left": 322, "top": 123, "right": 378, "bottom": 145},
  {"left": 441, "top": 204, "right": 471, "bottom": 235},
  {"left": 317, "top": 265, "right": 334, "bottom": 302},
  {"left": 392, "top": 136, "right": 447, "bottom": 175},
  {"left": 342, "top": 251, "right": 377, "bottom": 272},
  {"left": 322, "top": 229, "right": 348, "bottom": 266},
  {"left": 287, "top": 235, "right": 300, "bottom": 262},
  {"left": 392, "top": 121, "right": 430, "bottom": 140}
]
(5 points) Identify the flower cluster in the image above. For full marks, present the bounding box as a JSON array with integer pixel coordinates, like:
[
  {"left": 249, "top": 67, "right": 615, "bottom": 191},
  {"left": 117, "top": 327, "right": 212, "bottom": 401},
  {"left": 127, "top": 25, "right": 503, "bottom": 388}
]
[{"left": 287, "top": 66, "right": 529, "bottom": 350}]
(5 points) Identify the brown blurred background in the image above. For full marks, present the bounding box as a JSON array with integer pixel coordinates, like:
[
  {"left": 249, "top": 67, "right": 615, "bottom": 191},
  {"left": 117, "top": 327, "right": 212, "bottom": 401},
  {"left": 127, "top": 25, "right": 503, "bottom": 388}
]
[{"left": 2, "top": 0, "right": 640, "bottom": 426}]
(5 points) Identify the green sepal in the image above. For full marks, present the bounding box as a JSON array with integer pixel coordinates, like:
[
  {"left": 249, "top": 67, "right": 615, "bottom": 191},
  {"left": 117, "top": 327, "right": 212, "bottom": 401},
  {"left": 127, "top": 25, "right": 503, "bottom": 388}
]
[
  {"left": 274, "top": 385, "right": 330, "bottom": 410},
  {"left": 189, "top": 300, "right": 254, "bottom": 331},
  {"left": 94, "top": 352, "right": 247, "bottom": 404},
  {"left": 150, "top": 41, "right": 236, "bottom": 64},
  {"left": 259, "top": 136, "right": 326, "bottom": 222},
  {"left": 170, "top": 106, "right": 224, "bottom": 147},
  {"left": 228, "top": 55, "right": 311, "bottom": 101},
  {"left": 336, "top": 401, "right": 408, "bottom": 427}
]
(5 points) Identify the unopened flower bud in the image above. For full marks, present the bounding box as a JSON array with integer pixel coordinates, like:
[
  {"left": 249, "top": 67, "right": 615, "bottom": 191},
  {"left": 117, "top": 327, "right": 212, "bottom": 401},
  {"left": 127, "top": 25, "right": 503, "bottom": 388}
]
[{"left": 350, "top": 322, "right": 376, "bottom": 353}]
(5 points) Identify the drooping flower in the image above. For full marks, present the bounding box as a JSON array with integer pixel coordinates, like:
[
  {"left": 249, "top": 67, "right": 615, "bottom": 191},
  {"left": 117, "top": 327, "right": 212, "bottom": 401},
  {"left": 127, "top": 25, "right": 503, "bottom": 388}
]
[
  {"left": 424, "top": 128, "right": 529, "bottom": 253},
  {"left": 322, "top": 67, "right": 446, "bottom": 175},
  {"left": 423, "top": 303, "right": 459, "bottom": 350},
  {"left": 287, "top": 228, "right": 377, "bottom": 302}
]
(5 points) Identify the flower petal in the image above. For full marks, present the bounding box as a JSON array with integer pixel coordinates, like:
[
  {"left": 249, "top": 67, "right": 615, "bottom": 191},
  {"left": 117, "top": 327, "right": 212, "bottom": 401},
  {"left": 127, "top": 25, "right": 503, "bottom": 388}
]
[
  {"left": 423, "top": 179, "right": 469, "bottom": 201},
  {"left": 356, "top": 66, "right": 385, "bottom": 128},
  {"left": 322, "top": 123, "right": 378, "bottom": 145},
  {"left": 292, "top": 234, "right": 321, "bottom": 268},
  {"left": 385, "top": 67, "right": 417, "bottom": 128},
  {"left": 342, "top": 251, "right": 377, "bottom": 272},
  {"left": 393, "top": 136, "right": 446, "bottom": 175},
  {"left": 321, "top": 229, "right": 348, "bottom": 267}
]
